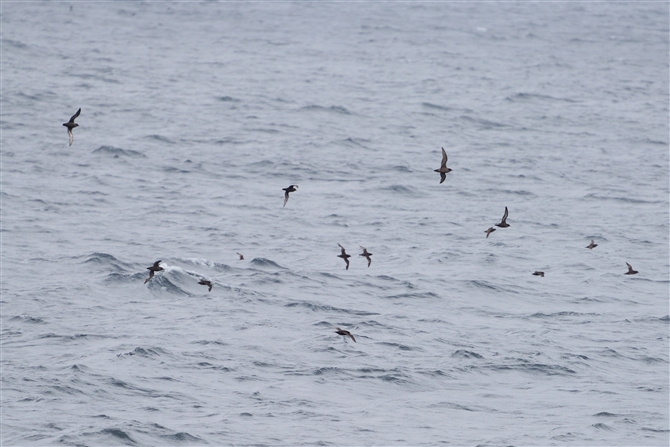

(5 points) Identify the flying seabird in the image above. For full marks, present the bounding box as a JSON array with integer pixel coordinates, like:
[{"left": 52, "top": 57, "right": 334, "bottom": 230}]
[
  {"left": 532, "top": 271, "right": 545, "bottom": 277},
  {"left": 335, "top": 327, "right": 356, "bottom": 343},
  {"left": 586, "top": 240, "right": 598, "bottom": 249},
  {"left": 485, "top": 227, "right": 496, "bottom": 238},
  {"left": 337, "top": 244, "right": 351, "bottom": 270},
  {"left": 283, "top": 184, "right": 298, "bottom": 207},
  {"left": 63, "top": 108, "right": 81, "bottom": 147},
  {"left": 359, "top": 246, "right": 372, "bottom": 268},
  {"left": 624, "top": 262, "right": 638, "bottom": 275},
  {"left": 198, "top": 279, "right": 213, "bottom": 292},
  {"left": 495, "top": 206, "right": 510, "bottom": 228},
  {"left": 144, "top": 260, "right": 163, "bottom": 284},
  {"left": 236, "top": 252, "right": 244, "bottom": 260},
  {"left": 434, "top": 147, "right": 452, "bottom": 184}
]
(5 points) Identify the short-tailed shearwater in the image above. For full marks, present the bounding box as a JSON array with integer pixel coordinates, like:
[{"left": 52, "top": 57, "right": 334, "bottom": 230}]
[
  {"left": 337, "top": 244, "right": 351, "bottom": 270},
  {"left": 236, "top": 252, "right": 244, "bottom": 260},
  {"left": 624, "top": 262, "right": 638, "bottom": 275},
  {"left": 283, "top": 184, "right": 298, "bottom": 207},
  {"left": 63, "top": 108, "right": 81, "bottom": 147},
  {"left": 495, "top": 206, "right": 510, "bottom": 228},
  {"left": 586, "top": 240, "right": 598, "bottom": 249},
  {"left": 485, "top": 227, "right": 496, "bottom": 238},
  {"left": 532, "top": 271, "right": 545, "bottom": 277},
  {"left": 434, "top": 147, "right": 452, "bottom": 184},
  {"left": 359, "top": 246, "right": 372, "bottom": 268},
  {"left": 144, "top": 260, "right": 163, "bottom": 284},
  {"left": 335, "top": 327, "right": 356, "bottom": 343},
  {"left": 198, "top": 279, "right": 213, "bottom": 292}
]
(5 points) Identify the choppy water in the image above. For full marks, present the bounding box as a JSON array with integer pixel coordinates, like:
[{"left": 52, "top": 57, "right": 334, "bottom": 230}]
[{"left": 3, "top": 2, "right": 669, "bottom": 445}]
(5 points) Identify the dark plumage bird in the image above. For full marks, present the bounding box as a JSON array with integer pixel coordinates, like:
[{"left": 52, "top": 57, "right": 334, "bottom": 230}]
[
  {"left": 144, "top": 260, "right": 163, "bottom": 284},
  {"left": 586, "top": 240, "right": 598, "bottom": 249},
  {"left": 495, "top": 206, "right": 510, "bottom": 228},
  {"left": 337, "top": 244, "right": 351, "bottom": 270},
  {"left": 359, "top": 246, "right": 372, "bottom": 268},
  {"left": 485, "top": 227, "right": 496, "bottom": 238},
  {"left": 335, "top": 327, "right": 356, "bottom": 343},
  {"left": 63, "top": 108, "right": 81, "bottom": 147},
  {"left": 624, "top": 262, "right": 638, "bottom": 275},
  {"left": 283, "top": 184, "right": 298, "bottom": 207},
  {"left": 532, "top": 271, "right": 545, "bottom": 277},
  {"left": 198, "top": 279, "right": 213, "bottom": 292},
  {"left": 236, "top": 252, "right": 244, "bottom": 260},
  {"left": 434, "top": 147, "right": 452, "bottom": 184}
]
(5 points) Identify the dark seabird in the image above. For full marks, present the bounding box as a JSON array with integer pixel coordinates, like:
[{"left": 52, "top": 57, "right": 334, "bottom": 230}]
[
  {"left": 624, "top": 262, "right": 638, "bottom": 275},
  {"left": 434, "top": 147, "right": 452, "bottom": 184},
  {"left": 283, "top": 184, "right": 298, "bottom": 207},
  {"left": 236, "top": 252, "right": 244, "bottom": 260},
  {"left": 335, "top": 327, "right": 356, "bottom": 343},
  {"left": 359, "top": 246, "right": 372, "bottom": 268},
  {"left": 495, "top": 206, "right": 510, "bottom": 228},
  {"left": 586, "top": 240, "right": 598, "bottom": 249},
  {"left": 199, "top": 279, "right": 213, "bottom": 292},
  {"left": 337, "top": 244, "right": 351, "bottom": 270},
  {"left": 144, "top": 260, "right": 163, "bottom": 284},
  {"left": 485, "top": 227, "right": 496, "bottom": 238},
  {"left": 63, "top": 108, "right": 81, "bottom": 147},
  {"left": 532, "top": 271, "right": 545, "bottom": 277}
]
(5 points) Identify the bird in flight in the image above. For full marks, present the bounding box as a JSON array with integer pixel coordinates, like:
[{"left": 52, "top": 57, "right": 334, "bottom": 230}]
[
  {"left": 283, "top": 185, "right": 298, "bottom": 207},
  {"left": 337, "top": 244, "right": 351, "bottom": 270},
  {"left": 198, "top": 279, "right": 213, "bottom": 292},
  {"left": 335, "top": 327, "right": 356, "bottom": 343},
  {"left": 359, "top": 246, "right": 372, "bottom": 268},
  {"left": 144, "top": 260, "right": 163, "bottom": 284},
  {"left": 63, "top": 108, "right": 81, "bottom": 147},
  {"left": 434, "top": 147, "right": 452, "bottom": 184},
  {"left": 495, "top": 206, "right": 510, "bottom": 228},
  {"left": 624, "top": 263, "right": 638, "bottom": 275},
  {"left": 485, "top": 227, "right": 496, "bottom": 238},
  {"left": 586, "top": 240, "right": 598, "bottom": 249}
]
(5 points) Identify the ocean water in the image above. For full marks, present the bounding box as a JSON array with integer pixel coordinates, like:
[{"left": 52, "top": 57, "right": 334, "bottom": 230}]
[{"left": 2, "top": 2, "right": 669, "bottom": 445}]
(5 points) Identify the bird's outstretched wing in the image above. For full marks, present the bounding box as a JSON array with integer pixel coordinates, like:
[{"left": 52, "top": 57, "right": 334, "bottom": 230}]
[{"left": 69, "top": 108, "right": 81, "bottom": 123}]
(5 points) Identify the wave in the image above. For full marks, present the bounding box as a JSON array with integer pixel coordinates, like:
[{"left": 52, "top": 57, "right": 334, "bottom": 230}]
[
  {"left": 174, "top": 257, "right": 234, "bottom": 272},
  {"left": 383, "top": 292, "right": 439, "bottom": 300},
  {"left": 250, "top": 258, "right": 286, "bottom": 269},
  {"left": 84, "top": 252, "right": 135, "bottom": 271},
  {"left": 3, "top": 38, "right": 29, "bottom": 50},
  {"left": 377, "top": 341, "right": 423, "bottom": 352},
  {"left": 298, "top": 104, "right": 352, "bottom": 115},
  {"left": 379, "top": 184, "right": 422, "bottom": 196},
  {"left": 85, "top": 427, "right": 137, "bottom": 445},
  {"left": 285, "top": 301, "right": 379, "bottom": 316},
  {"left": 484, "top": 361, "right": 576, "bottom": 376},
  {"left": 336, "top": 137, "right": 371, "bottom": 149},
  {"left": 460, "top": 115, "right": 508, "bottom": 129},
  {"left": 104, "top": 271, "right": 147, "bottom": 284},
  {"left": 583, "top": 193, "right": 662, "bottom": 204},
  {"left": 451, "top": 349, "right": 484, "bottom": 359},
  {"left": 529, "top": 311, "right": 598, "bottom": 319},
  {"left": 160, "top": 431, "right": 203, "bottom": 443},
  {"left": 506, "top": 92, "right": 578, "bottom": 103},
  {"left": 117, "top": 346, "right": 170, "bottom": 359},
  {"left": 92, "top": 146, "right": 145, "bottom": 158},
  {"left": 10, "top": 315, "right": 45, "bottom": 324},
  {"left": 144, "top": 134, "right": 175, "bottom": 144}
]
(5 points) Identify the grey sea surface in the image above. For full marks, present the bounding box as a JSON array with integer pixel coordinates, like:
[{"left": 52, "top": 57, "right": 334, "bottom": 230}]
[{"left": 3, "top": 2, "right": 669, "bottom": 445}]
